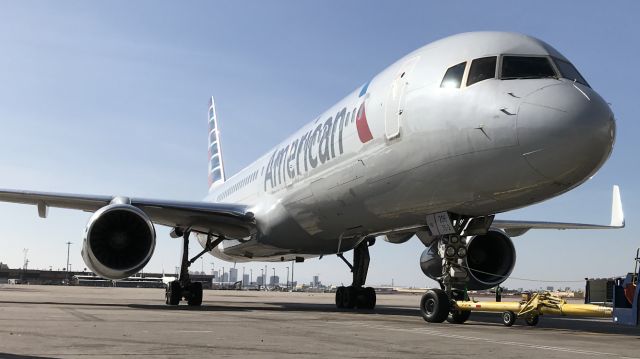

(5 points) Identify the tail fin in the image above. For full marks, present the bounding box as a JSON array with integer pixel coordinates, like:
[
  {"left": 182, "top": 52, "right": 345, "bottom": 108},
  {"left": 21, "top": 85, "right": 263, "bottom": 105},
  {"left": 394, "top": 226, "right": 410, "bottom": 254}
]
[{"left": 208, "top": 96, "right": 226, "bottom": 192}]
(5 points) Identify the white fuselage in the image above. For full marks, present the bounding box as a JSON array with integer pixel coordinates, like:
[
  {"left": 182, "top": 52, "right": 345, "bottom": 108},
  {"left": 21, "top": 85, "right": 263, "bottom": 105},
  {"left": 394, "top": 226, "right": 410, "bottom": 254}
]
[{"left": 198, "top": 32, "right": 615, "bottom": 262}]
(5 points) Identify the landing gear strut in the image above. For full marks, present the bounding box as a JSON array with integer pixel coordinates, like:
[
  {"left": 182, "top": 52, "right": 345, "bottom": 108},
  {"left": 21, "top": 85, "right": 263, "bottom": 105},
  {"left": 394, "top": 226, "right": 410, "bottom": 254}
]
[
  {"left": 335, "top": 239, "right": 376, "bottom": 310},
  {"left": 165, "top": 230, "right": 223, "bottom": 306},
  {"left": 420, "top": 215, "right": 477, "bottom": 323}
]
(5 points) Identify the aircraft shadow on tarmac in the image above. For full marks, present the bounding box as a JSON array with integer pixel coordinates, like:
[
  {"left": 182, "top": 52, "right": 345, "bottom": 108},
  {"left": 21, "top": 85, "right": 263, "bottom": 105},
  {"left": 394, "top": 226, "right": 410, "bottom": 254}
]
[
  {"left": 2, "top": 298, "right": 639, "bottom": 336},
  {"left": 0, "top": 354, "right": 61, "bottom": 359}
]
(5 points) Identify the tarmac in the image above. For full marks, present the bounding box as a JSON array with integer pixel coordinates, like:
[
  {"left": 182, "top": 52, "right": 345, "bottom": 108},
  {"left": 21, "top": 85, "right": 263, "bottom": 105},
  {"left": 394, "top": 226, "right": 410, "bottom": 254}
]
[{"left": 0, "top": 285, "right": 638, "bottom": 359}]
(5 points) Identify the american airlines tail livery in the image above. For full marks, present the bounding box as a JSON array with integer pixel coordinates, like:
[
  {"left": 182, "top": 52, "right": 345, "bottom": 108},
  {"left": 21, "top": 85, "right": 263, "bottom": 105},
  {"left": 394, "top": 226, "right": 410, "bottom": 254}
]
[{"left": 0, "top": 32, "right": 624, "bottom": 323}]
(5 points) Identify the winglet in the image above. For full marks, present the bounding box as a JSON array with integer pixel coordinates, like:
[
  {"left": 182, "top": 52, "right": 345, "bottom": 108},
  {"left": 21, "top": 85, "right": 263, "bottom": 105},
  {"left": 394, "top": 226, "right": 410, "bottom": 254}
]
[{"left": 610, "top": 185, "right": 625, "bottom": 228}]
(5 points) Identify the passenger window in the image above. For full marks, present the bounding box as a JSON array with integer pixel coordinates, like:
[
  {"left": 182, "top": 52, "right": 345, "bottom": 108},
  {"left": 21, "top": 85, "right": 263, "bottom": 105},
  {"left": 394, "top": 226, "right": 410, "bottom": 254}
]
[
  {"left": 553, "top": 58, "right": 589, "bottom": 87},
  {"left": 501, "top": 56, "right": 556, "bottom": 79},
  {"left": 440, "top": 62, "right": 466, "bottom": 88},
  {"left": 467, "top": 57, "right": 497, "bottom": 86}
]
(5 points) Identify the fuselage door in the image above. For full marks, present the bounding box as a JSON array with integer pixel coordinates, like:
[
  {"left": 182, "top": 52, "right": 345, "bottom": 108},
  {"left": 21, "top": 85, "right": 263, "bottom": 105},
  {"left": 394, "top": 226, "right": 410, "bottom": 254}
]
[{"left": 385, "top": 56, "right": 420, "bottom": 140}]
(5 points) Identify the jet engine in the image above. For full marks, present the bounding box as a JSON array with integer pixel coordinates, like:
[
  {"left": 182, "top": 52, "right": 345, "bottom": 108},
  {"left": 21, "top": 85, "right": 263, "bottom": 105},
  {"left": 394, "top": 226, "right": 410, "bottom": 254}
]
[
  {"left": 420, "top": 229, "right": 516, "bottom": 290},
  {"left": 81, "top": 204, "right": 156, "bottom": 280}
]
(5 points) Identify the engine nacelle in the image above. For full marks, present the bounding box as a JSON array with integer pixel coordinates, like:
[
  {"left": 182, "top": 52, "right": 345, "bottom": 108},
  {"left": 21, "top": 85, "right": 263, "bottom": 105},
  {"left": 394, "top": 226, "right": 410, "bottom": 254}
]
[
  {"left": 419, "top": 240, "right": 442, "bottom": 280},
  {"left": 420, "top": 229, "right": 516, "bottom": 290},
  {"left": 383, "top": 233, "right": 414, "bottom": 244},
  {"left": 81, "top": 204, "right": 156, "bottom": 280}
]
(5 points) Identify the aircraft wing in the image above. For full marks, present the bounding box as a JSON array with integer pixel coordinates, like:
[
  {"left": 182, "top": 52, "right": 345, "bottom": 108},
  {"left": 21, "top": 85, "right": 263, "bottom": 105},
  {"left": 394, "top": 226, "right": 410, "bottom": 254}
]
[
  {"left": 0, "top": 189, "right": 256, "bottom": 238},
  {"left": 493, "top": 185, "right": 624, "bottom": 237}
]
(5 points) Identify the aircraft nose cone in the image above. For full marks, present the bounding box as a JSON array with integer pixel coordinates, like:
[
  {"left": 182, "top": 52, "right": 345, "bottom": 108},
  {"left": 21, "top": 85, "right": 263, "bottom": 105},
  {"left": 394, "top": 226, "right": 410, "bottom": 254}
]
[{"left": 518, "top": 83, "right": 615, "bottom": 185}]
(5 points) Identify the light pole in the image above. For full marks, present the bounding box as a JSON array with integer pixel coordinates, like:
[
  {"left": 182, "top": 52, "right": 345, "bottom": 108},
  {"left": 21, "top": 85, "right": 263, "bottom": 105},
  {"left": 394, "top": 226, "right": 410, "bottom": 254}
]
[
  {"left": 65, "top": 242, "right": 72, "bottom": 272},
  {"left": 291, "top": 260, "right": 295, "bottom": 290},
  {"left": 65, "top": 242, "right": 72, "bottom": 284},
  {"left": 242, "top": 266, "right": 246, "bottom": 288},
  {"left": 22, "top": 248, "right": 28, "bottom": 271},
  {"left": 286, "top": 266, "right": 289, "bottom": 290},
  {"left": 250, "top": 269, "right": 253, "bottom": 285},
  {"left": 272, "top": 267, "right": 276, "bottom": 286}
]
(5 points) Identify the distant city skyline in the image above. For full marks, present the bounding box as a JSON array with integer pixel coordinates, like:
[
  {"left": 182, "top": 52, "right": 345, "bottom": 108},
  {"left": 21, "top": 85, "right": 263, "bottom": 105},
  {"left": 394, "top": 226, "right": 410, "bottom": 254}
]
[{"left": 0, "top": 1, "right": 637, "bottom": 290}]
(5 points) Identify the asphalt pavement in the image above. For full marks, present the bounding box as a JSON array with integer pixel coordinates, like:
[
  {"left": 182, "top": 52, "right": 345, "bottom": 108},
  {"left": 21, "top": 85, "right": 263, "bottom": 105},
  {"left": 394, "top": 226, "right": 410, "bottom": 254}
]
[{"left": 0, "top": 285, "right": 638, "bottom": 358}]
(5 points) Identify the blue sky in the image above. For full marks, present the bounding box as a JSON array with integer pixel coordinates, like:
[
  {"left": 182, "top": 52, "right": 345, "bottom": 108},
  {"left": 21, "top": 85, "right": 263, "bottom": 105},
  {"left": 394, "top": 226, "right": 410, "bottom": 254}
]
[{"left": 0, "top": 1, "right": 637, "bottom": 289}]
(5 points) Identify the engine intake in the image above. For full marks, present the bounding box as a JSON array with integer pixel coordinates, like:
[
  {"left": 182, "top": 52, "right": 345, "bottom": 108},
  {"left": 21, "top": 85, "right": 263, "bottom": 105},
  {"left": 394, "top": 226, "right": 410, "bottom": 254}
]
[
  {"left": 81, "top": 204, "right": 156, "bottom": 280},
  {"left": 464, "top": 230, "right": 516, "bottom": 289},
  {"left": 419, "top": 229, "right": 516, "bottom": 290}
]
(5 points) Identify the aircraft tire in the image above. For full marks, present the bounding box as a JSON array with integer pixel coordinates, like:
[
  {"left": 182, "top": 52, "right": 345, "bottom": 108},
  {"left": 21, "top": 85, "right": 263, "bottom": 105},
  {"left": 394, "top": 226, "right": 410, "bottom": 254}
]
[
  {"left": 420, "top": 289, "right": 449, "bottom": 323},
  {"left": 342, "top": 286, "right": 356, "bottom": 309},
  {"left": 446, "top": 309, "right": 471, "bottom": 324},
  {"left": 167, "top": 280, "right": 181, "bottom": 306},
  {"left": 355, "top": 287, "right": 376, "bottom": 309},
  {"left": 361, "top": 287, "right": 376, "bottom": 310},
  {"left": 187, "top": 282, "right": 203, "bottom": 306},
  {"left": 335, "top": 286, "right": 345, "bottom": 309}
]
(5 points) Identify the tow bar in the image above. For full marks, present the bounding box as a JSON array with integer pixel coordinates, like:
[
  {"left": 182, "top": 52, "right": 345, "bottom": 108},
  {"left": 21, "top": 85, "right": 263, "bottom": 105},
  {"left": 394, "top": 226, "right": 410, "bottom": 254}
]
[{"left": 454, "top": 249, "right": 639, "bottom": 327}]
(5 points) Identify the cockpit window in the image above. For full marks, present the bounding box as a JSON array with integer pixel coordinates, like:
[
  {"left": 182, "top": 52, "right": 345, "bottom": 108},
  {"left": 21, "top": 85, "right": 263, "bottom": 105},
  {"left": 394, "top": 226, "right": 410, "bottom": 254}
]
[
  {"left": 467, "top": 56, "right": 497, "bottom": 86},
  {"left": 501, "top": 56, "right": 556, "bottom": 80},
  {"left": 440, "top": 62, "right": 466, "bottom": 88},
  {"left": 553, "top": 58, "right": 590, "bottom": 87}
]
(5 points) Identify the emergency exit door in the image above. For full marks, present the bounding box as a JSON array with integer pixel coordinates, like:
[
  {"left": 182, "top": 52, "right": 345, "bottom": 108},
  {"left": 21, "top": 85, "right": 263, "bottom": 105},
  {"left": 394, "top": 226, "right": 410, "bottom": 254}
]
[{"left": 384, "top": 56, "right": 420, "bottom": 140}]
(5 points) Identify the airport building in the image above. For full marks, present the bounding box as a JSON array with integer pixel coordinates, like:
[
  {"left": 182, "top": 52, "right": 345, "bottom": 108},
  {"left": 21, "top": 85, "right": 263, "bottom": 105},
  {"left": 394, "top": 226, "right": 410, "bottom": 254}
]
[
  {"left": 229, "top": 268, "right": 238, "bottom": 283},
  {"left": 0, "top": 268, "right": 213, "bottom": 288}
]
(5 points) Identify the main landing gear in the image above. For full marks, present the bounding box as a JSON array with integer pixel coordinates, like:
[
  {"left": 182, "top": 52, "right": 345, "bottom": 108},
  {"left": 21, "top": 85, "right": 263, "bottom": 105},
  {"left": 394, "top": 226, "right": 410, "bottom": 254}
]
[
  {"left": 335, "top": 239, "right": 376, "bottom": 310},
  {"left": 166, "top": 230, "right": 224, "bottom": 307}
]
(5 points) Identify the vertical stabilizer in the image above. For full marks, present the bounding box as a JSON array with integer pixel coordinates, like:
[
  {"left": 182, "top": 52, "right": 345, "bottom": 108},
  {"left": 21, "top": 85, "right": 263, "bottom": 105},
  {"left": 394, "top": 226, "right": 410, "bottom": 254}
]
[{"left": 208, "top": 97, "right": 226, "bottom": 192}]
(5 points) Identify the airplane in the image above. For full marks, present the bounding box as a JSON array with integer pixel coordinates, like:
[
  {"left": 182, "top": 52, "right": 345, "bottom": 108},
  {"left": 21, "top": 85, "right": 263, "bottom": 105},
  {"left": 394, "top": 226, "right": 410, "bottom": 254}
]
[{"left": 0, "top": 31, "right": 624, "bottom": 324}]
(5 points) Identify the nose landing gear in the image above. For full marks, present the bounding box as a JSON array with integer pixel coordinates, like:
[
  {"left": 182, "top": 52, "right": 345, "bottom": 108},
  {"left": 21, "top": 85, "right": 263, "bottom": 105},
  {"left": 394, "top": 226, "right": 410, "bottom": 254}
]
[
  {"left": 420, "top": 288, "right": 450, "bottom": 323},
  {"left": 419, "top": 214, "right": 479, "bottom": 324},
  {"left": 419, "top": 287, "right": 471, "bottom": 324}
]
